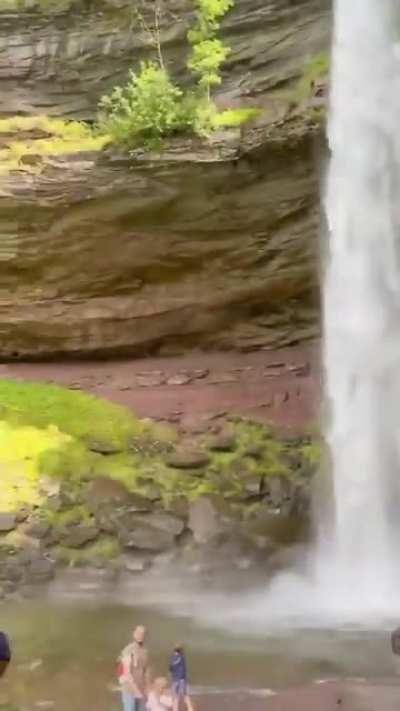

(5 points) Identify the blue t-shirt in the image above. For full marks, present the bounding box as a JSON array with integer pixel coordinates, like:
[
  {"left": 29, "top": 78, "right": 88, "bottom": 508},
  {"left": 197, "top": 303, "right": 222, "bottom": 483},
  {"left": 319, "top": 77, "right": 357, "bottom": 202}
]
[{"left": 169, "top": 651, "right": 186, "bottom": 681}]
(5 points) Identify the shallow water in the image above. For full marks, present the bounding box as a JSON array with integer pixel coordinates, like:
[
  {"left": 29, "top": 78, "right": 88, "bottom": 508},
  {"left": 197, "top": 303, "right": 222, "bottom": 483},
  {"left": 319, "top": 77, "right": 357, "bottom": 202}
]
[{"left": 0, "top": 598, "right": 396, "bottom": 711}]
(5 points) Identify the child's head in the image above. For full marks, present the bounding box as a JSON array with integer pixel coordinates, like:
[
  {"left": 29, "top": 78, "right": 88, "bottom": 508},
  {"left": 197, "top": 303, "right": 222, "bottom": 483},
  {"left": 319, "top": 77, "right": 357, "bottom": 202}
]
[
  {"left": 153, "top": 677, "right": 169, "bottom": 695},
  {"left": 174, "top": 643, "right": 183, "bottom": 654}
]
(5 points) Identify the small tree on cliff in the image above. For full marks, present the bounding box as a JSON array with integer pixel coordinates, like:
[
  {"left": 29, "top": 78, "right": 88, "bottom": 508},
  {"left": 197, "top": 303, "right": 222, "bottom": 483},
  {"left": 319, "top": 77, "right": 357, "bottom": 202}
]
[{"left": 187, "top": 0, "right": 234, "bottom": 102}]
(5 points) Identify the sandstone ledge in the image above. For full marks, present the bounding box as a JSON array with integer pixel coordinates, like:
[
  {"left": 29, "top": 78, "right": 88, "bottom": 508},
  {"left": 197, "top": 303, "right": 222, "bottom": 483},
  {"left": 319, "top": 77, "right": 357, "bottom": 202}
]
[{"left": 0, "top": 115, "right": 322, "bottom": 359}]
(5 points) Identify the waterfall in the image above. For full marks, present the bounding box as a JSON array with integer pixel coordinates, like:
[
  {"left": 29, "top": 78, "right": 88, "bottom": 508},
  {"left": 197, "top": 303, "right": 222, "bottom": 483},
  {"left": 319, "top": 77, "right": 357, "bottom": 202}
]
[
  {"left": 212, "top": 0, "right": 400, "bottom": 628},
  {"left": 319, "top": 0, "right": 400, "bottom": 615}
]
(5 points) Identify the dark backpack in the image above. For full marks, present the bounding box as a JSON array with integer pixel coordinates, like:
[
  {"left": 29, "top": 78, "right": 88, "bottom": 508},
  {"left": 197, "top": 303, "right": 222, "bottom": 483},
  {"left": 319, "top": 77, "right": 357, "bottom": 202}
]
[{"left": 391, "top": 627, "right": 400, "bottom": 655}]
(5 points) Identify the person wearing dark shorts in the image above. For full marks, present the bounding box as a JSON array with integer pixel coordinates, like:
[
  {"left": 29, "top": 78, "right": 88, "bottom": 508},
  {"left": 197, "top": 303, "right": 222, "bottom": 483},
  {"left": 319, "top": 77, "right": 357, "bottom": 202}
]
[
  {"left": 0, "top": 632, "right": 11, "bottom": 677},
  {"left": 169, "top": 646, "right": 194, "bottom": 711}
]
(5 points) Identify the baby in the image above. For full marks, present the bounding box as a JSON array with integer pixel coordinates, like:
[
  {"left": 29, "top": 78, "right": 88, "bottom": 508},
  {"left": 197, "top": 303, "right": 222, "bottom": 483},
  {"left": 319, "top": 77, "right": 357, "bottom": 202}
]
[{"left": 147, "top": 677, "right": 173, "bottom": 711}]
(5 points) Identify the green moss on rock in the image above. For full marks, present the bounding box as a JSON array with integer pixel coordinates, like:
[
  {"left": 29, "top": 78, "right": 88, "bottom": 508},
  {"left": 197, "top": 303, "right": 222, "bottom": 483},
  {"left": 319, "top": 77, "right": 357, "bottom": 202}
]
[{"left": 0, "top": 378, "right": 319, "bottom": 572}]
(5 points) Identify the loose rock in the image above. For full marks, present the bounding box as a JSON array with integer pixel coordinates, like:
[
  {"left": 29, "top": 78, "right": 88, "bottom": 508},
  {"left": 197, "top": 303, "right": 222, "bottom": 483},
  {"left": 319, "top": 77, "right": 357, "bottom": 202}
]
[
  {"left": 119, "top": 524, "right": 175, "bottom": 552},
  {"left": 166, "top": 450, "right": 209, "bottom": 470},
  {"left": 188, "top": 497, "right": 224, "bottom": 544},
  {"left": 208, "top": 431, "right": 236, "bottom": 452},
  {"left": 0, "top": 513, "right": 16, "bottom": 532},
  {"left": 166, "top": 373, "right": 192, "bottom": 386},
  {"left": 63, "top": 525, "right": 99, "bottom": 548}
]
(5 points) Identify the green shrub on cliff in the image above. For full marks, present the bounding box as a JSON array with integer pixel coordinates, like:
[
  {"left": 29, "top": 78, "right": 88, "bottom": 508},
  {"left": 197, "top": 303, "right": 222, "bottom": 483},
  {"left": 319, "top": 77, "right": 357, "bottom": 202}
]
[
  {"left": 98, "top": 62, "right": 190, "bottom": 147},
  {"left": 97, "top": 0, "right": 256, "bottom": 147}
]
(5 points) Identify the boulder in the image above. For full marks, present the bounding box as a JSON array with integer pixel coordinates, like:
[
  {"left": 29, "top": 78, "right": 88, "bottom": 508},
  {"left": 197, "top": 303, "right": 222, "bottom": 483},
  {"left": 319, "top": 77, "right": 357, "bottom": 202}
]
[
  {"left": 208, "top": 431, "right": 237, "bottom": 452},
  {"left": 137, "top": 483, "right": 162, "bottom": 502},
  {"left": 63, "top": 525, "right": 99, "bottom": 548},
  {"left": 179, "top": 415, "right": 210, "bottom": 435},
  {"left": 243, "top": 475, "right": 264, "bottom": 497},
  {"left": 122, "top": 554, "right": 152, "bottom": 574},
  {"left": 242, "top": 509, "right": 304, "bottom": 547},
  {"left": 28, "top": 557, "right": 55, "bottom": 583},
  {"left": 0, "top": 560, "right": 24, "bottom": 583},
  {"left": 116, "top": 511, "right": 184, "bottom": 548},
  {"left": 24, "top": 519, "right": 51, "bottom": 539},
  {"left": 244, "top": 445, "right": 265, "bottom": 460},
  {"left": 266, "top": 475, "right": 294, "bottom": 508},
  {"left": 0, "top": 531, "right": 40, "bottom": 557},
  {"left": 0, "top": 513, "right": 16, "bottom": 532},
  {"left": 133, "top": 513, "right": 184, "bottom": 537},
  {"left": 188, "top": 497, "right": 225, "bottom": 545},
  {"left": 85, "top": 477, "right": 150, "bottom": 510},
  {"left": 166, "top": 450, "right": 210, "bottom": 470},
  {"left": 85, "top": 439, "right": 122, "bottom": 455},
  {"left": 136, "top": 372, "right": 165, "bottom": 387},
  {"left": 15, "top": 505, "right": 33, "bottom": 523},
  {"left": 119, "top": 524, "right": 175, "bottom": 552}
]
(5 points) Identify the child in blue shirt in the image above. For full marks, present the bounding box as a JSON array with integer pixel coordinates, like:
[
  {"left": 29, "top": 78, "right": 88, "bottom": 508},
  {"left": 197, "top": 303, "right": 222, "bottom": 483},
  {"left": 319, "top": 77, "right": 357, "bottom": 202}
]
[{"left": 169, "top": 645, "right": 194, "bottom": 711}]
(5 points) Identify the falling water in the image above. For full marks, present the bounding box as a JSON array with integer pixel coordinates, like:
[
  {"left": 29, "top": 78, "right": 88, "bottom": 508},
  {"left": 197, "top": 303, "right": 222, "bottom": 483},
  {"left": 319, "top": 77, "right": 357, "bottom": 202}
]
[{"left": 320, "top": 0, "right": 400, "bottom": 616}]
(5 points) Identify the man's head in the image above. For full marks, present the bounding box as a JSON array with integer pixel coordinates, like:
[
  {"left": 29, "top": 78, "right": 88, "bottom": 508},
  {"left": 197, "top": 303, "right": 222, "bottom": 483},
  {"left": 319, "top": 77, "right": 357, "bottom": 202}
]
[{"left": 133, "top": 625, "right": 146, "bottom": 645}]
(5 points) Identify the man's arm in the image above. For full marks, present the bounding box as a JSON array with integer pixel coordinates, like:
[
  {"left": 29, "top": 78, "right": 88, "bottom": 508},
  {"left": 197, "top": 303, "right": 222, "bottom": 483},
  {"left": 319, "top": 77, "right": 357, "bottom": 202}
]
[
  {"left": 144, "top": 658, "right": 152, "bottom": 694},
  {"left": 121, "top": 653, "right": 143, "bottom": 697}
]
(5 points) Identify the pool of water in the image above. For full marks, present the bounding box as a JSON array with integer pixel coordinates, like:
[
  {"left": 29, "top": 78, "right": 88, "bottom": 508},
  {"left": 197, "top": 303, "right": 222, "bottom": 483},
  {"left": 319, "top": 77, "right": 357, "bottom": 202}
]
[{"left": 0, "top": 596, "right": 396, "bottom": 711}]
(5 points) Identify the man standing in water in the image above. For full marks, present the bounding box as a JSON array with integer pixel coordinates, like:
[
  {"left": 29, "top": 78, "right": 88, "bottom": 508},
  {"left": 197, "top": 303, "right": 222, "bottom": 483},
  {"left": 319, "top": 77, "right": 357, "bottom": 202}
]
[{"left": 119, "top": 625, "right": 151, "bottom": 711}]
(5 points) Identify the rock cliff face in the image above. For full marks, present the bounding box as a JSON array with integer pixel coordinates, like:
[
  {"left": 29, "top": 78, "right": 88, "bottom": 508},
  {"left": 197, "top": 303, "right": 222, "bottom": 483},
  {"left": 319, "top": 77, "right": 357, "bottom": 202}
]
[
  {"left": 0, "top": 0, "right": 330, "bottom": 118},
  {"left": 0, "top": 0, "right": 330, "bottom": 359}
]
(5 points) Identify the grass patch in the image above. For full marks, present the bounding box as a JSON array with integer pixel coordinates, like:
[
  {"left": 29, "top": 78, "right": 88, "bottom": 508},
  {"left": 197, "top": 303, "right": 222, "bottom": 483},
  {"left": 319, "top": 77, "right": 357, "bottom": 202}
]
[
  {"left": 214, "top": 107, "right": 262, "bottom": 128},
  {"left": 203, "top": 420, "right": 292, "bottom": 499},
  {"left": 38, "top": 440, "right": 97, "bottom": 482},
  {"left": 0, "top": 379, "right": 146, "bottom": 447},
  {"left": 0, "top": 421, "right": 70, "bottom": 511},
  {"left": 0, "top": 379, "right": 178, "bottom": 510},
  {"left": 44, "top": 504, "right": 93, "bottom": 529},
  {"left": 0, "top": 116, "right": 110, "bottom": 176},
  {"left": 295, "top": 50, "right": 329, "bottom": 102}
]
